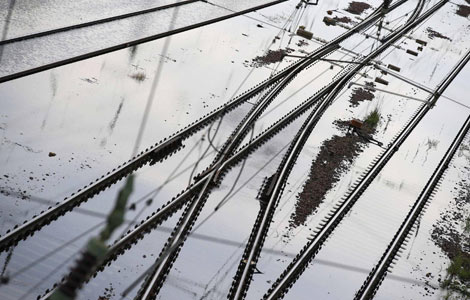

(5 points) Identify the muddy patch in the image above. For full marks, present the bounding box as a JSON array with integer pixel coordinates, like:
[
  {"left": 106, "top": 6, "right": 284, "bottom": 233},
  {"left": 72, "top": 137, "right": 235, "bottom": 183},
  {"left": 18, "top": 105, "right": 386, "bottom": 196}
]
[
  {"left": 345, "top": 2, "right": 371, "bottom": 15},
  {"left": 248, "top": 48, "right": 293, "bottom": 67},
  {"left": 334, "top": 16, "right": 353, "bottom": 24},
  {"left": 349, "top": 82, "right": 375, "bottom": 107},
  {"left": 456, "top": 4, "right": 470, "bottom": 18},
  {"left": 289, "top": 121, "right": 377, "bottom": 227},
  {"left": 431, "top": 169, "right": 470, "bottom": 298},
  {"left": 426, "top": 27, "right": 452, "bottom": 41}
]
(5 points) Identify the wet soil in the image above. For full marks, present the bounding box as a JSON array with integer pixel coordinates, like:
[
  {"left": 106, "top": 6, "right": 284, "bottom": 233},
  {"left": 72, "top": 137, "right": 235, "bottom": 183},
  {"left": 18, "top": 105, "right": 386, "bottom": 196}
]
[
  {"left": 349, "top": 81, "right": 375, "bottom": 107},
  {"left": 456, "top": 4, "right": 470, "bottom": 18},
  {"left": 431, "top": 163, "right": 470, "bottom": 296},
  {"left": 289, "top": 121, "right": 376, "bottom": 227},
  {"left": 426, "top": 27, "right": 452, "bottom": 41},
  {"left": 345, "top": 2, "right": 371, "bottom": 15},
  {"left": 248, "top": 48, "right": 293, "bottom": 67}
]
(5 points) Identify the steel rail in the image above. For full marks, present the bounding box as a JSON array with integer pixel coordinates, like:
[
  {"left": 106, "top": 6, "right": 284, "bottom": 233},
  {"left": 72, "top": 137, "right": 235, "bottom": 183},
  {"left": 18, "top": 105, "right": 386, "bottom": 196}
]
[
  {"left": 133, "top": 45, "right": 340, "bottom": 300},
  {"left": 37, "top": 79, "right": 333, "bottom": 300},
  {"left": 135, "top": 1, "right": 415, "bottom": 297},
  {"left": 0, "top": 49, "right": 299, "bottom": 253},
  {"left": 132, "top": 6, "right": 403, "bottom": 295},
  {"left": 0, "top": 0, "right": 290, "bottom": 83},
  {"left": 227, "top": 0, "right": 431, "bottom": 297},
  {"left": 111, "top": 4, "right": 414, "bottom": 298},
  {"left": 35, "top": 3, "right": 410, "bottom": 297},
  {"left": 0, "top": 0, "right": 200, "bottom": 46},
  {"left": 354, "top": 49, "right": 470, "bottom": 300},
  {"left": 0, "top": 0, "right": 401, "bottom": 252},
  {"left": 37, "top": 7, "right": 402, "bottom": 296},
  {"left": 263, "top": 1, "right": 450, "bottom": 299}
]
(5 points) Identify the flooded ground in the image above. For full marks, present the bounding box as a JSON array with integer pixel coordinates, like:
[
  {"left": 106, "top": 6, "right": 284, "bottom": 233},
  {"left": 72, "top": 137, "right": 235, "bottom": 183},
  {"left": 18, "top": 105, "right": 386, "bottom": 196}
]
[{"left": 0, "top": 0, "right": 470, "bottom": 299}]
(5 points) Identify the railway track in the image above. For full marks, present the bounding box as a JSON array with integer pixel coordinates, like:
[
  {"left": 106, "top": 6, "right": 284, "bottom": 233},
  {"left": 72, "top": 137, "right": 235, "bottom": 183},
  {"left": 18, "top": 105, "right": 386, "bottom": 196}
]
[
  {"left": 261, "top": 3, "right": 470, "bottom": 299},
  {"left": 354, "top": 50, "right": 470, "bottom": 300},
  {"left": 134, "top": 2, "right": 422, "bottom": 299},
  {"left": 0, "top": 0, "right": 405, "bottom": 257},
  {"left": 226, "top": 0, "right": 435, "bottom": 297},
  {"left": 37, "top": 58, "right": 358, "bottom": 300},
  {"left": 38, "top": 5, "right": 413, "bottom": 298},
  {"left": 0, "top": 0, "right": 200, "bottom": 46},
  {"left": 0, "top": 0, "right": 292, "bottom": 83}
]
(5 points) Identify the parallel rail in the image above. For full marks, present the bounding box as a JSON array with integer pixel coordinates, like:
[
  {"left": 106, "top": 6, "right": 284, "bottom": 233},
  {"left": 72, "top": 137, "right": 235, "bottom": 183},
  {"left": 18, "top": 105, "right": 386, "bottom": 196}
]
[
  {"left": 227, "top": 0, "right": 435, "bottom": 297},
  {"left": 0, "top": 0, "right": 402, "bottom": 252},
  {"left": 354, "top": 49, "right": 470, "bottom": 300},
  {"left": 263, "top": 1, "right": 451, "bottom": 299},
  {"left": 0, "top": 0, "right": 289, "bottom": 83},
  {"left": 0, "top": 0, "right": 200, "bottom": 46}
]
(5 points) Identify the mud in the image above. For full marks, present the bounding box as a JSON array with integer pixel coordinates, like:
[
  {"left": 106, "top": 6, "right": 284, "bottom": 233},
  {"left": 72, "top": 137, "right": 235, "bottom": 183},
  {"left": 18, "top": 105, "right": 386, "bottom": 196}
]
[
  {"left": 289, "top": 121, "right": 376, "bottom": 227},
  {"left": 349, "top": 82, "right": 375, "bottom": 107},
  {"left": 334, "top": 16, "right": 353, "bottom": 24},
  {"left": 456, "top": 5, "right": 470, "bottom": 18},
  {"left": 426, "top": 27, "right": 452, "bottom": 41},
  {"left": 249, "top": 48, "right": 293, "bottom": 67},
  {"left": 431, "top": 165, "right": 470, "bottom": 297},
  {"left": 345, "top": 2, "right": 371, "bottom": 15}
]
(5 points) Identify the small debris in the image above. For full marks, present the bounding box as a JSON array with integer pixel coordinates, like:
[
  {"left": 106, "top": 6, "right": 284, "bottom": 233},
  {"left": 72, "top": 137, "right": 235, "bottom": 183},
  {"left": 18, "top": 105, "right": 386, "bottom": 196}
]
[{"left": 48, "top": 152, "right": 56, "bottom": 157}]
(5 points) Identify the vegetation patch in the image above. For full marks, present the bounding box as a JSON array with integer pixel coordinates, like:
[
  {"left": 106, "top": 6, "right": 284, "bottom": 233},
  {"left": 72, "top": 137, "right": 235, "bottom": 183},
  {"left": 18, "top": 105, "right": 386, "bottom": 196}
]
[
  {"left": 432, "top": 161, "right": 470, "bottom": 298},
  {"left": 364, "top": 108, "right": 380, "bottom": 128}
]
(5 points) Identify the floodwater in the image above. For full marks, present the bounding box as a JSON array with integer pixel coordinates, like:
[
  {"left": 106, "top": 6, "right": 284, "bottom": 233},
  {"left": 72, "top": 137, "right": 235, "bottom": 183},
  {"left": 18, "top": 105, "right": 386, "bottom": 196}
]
[{"left": 1, "top": 0, "right": 470, "bottom": 299}]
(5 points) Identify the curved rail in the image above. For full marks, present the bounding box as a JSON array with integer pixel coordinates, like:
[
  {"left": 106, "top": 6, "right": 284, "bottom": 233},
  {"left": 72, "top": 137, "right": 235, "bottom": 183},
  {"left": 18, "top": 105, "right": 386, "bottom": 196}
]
[
  {"left": 0, "top": 0, "right": 200, "bottom": 46},
  {"left": 0, "top": 0, "right": 400, "bottom": 252},
  {"left": 263, "top": 1, "right": 450, "bottom": 299},
  {"left": 227, "top": 0, "right": 434, "bottom": 297},
  {"left": 354, "top": 49, "right": 470, "bottom": 300},
  {"left": 123, "top": 3, "right": 415, "bottom": 298}
]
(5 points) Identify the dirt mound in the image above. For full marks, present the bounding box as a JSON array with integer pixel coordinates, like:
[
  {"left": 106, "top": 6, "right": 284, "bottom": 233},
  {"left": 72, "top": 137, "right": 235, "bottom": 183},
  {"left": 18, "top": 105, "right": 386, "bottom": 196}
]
[
  {"left": 456, "top": 5, "right": 470, "bottom": 18},
  {"left": 349, "top": 82, "right": 375, "bottom": 107},
  {"left": 289, "top": 122, "right": 375, "bottom": 227},
  {"left": 345, "top": 2, "right": 371, "bottom": 15},
  {"left": 249, "top": 48, "right": 293, "bottom": 67},
  {"left": 334, "top": 16, "right": 353, "bottom": 24}
]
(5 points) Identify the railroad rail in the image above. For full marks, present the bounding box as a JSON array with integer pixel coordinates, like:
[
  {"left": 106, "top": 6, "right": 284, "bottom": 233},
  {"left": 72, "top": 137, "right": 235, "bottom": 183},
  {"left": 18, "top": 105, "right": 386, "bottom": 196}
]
[
  {"left": 0, "top": 0, "right": 405, "bottom": 253},
  {"left": 0, "top": 0, "right": 200, "bottom": 46},
  {"left": 226, "top": 0, "right": 436, "bottom": 297},
  {"left": 262, "top": 1, "right": 455, "bottom": 299},
  {"left": 38, "top": 3, "right": 419, "bottom": 297},
  {"left": 354, "top": 50, "right": 470, "bottom": 300},
  {"left": 0, "top": 0, "right": 292, "bottom": 83},
  {"left": 132, "top": 3, "right": 419, "bottom": 297}
]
